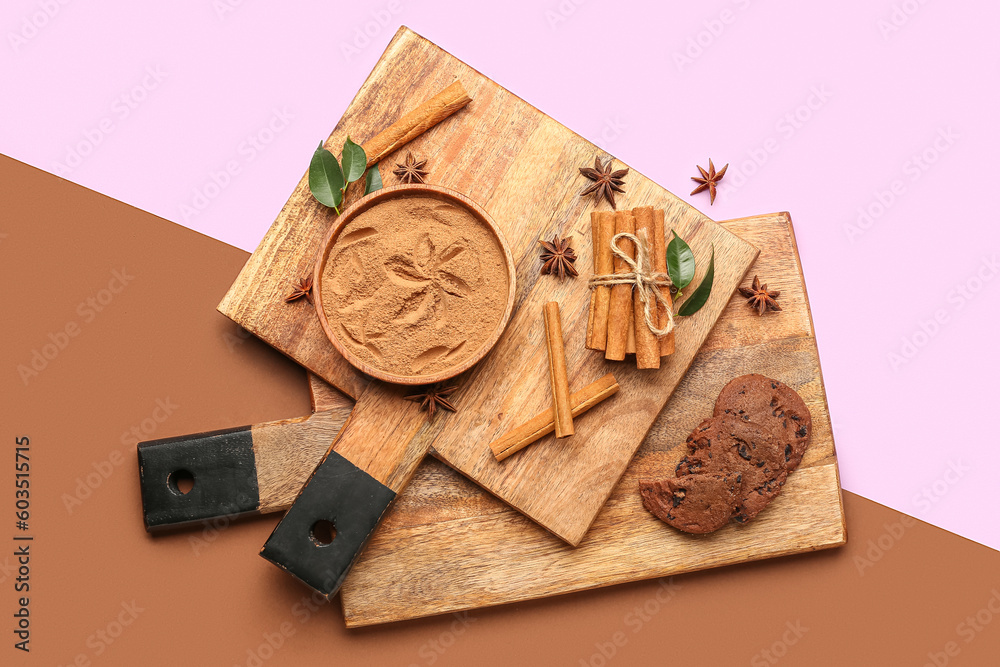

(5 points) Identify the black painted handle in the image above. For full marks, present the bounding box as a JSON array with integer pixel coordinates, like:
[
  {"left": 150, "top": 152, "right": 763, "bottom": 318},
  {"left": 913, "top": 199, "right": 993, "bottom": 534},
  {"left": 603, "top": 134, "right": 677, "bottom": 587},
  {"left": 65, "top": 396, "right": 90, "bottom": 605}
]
[
  {"left": 258, "top": 450, "right": 396, "bottom": 598},
  {"left": 136, "top": 426, "right": 260, "bottom": 531}
]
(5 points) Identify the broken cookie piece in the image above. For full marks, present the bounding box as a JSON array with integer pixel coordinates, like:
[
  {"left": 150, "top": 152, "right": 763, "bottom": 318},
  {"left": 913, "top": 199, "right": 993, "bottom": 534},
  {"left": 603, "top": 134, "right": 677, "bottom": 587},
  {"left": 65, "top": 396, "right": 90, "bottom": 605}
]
[{"left": 639, "top": 475, "right": 737, "bottom": 535}]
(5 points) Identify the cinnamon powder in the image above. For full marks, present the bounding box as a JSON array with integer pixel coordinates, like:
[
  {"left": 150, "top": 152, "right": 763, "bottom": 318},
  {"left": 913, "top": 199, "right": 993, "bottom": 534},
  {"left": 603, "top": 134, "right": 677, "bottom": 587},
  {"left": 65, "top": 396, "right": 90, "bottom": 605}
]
[{"left": 322, "top": 196, "right": 509, "bottom": 378}]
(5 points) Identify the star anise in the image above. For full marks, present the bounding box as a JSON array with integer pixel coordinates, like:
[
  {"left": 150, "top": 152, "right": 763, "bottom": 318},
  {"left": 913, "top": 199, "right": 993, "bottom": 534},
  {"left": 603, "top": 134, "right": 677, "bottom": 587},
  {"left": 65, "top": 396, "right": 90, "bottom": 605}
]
[
  {"left": 579, "top": 157, "right": 628, "bottom": 209},
  {"left": 284, "top": 275, "right": 313, "bottom": 304},
  {"left": 393, "top": 152, "right": 429, "bottom": 184},
  {"left": 738, "top": 275, "right": 781, "bottom": 315},
  {"left": 539, "top": 235, "right": 578, "bottom": 279},
  {"left": 690, "top": 159, "right": 728, "bottom": 205},
  {"left": 404, "top": 384, "right": 458, "bottom": 418}
]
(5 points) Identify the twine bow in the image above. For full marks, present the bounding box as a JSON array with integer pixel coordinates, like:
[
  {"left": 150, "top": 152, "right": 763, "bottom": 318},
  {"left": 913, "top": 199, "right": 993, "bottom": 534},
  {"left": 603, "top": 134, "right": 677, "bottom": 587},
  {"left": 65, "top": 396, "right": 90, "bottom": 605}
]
[{"left": 587, "top": 230, "right": 675, "bottom": 338}]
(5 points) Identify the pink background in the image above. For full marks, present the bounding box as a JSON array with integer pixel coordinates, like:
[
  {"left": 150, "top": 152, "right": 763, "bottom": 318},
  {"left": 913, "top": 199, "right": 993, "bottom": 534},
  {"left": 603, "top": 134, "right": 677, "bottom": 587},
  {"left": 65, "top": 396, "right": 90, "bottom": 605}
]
[{"left": 3, "top": 1, "right": 999, "bottom": 551}]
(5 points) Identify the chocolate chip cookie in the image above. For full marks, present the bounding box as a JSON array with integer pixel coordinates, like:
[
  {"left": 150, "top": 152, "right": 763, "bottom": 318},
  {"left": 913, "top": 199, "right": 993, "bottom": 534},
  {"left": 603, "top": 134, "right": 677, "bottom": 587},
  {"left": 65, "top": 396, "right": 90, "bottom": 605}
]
[
  {"left": 640, "top": 374, "right": 812, "bottom": 534},
  {"left": 675, "top": 415, "right": 788, "bottom": 522},
  {"left": 713, "top": 374, "right": 812, "bottom": 471},
  {"left": 639, "top": 474, "right": 738, "bottom": 535}
]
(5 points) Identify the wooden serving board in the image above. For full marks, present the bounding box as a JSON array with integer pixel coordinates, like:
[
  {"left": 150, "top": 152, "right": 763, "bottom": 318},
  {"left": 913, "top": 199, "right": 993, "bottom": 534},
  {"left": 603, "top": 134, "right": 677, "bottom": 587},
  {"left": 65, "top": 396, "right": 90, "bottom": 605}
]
[
  {"left": 340, "top": 213, "right": 846, "bottom": 626},
  {"left": 217, "top": 26, "right": 758, "bottom": 545}
]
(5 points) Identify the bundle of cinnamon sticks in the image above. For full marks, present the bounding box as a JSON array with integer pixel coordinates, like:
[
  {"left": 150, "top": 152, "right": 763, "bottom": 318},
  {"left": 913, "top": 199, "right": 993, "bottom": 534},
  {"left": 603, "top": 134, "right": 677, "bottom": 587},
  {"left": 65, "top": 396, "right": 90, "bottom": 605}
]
[{"left": 586, "top": 206, "right": 675, "bottom": 370}]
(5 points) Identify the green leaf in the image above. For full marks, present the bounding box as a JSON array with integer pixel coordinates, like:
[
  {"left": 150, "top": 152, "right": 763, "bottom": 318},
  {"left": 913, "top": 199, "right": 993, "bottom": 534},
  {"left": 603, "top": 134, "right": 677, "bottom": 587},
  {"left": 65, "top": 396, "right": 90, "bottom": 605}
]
[
  {"left": 677, "top": 244, "right": 715, "bottom": 317},
  {"left": 342, "top": 136, "right": 367, "bottom": 184},
  {"left": 309, "top": 142, "right": 344, "bottom": 210},
  {"left": 666, "top": 229, "right": 696, "bottom": 292},
  {"left": 364, "top": 165, "right": 383, "bottom": 195}
]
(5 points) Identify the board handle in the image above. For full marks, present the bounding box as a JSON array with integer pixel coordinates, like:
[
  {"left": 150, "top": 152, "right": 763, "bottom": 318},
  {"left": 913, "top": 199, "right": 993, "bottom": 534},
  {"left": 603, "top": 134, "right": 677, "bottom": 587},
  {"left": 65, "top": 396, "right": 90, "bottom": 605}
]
[
  {"left": 258, "top": 449, "right": 396, "bottom": 598},
  {"left": 137, "top": 426, "right": 261, "bottom": 531}
]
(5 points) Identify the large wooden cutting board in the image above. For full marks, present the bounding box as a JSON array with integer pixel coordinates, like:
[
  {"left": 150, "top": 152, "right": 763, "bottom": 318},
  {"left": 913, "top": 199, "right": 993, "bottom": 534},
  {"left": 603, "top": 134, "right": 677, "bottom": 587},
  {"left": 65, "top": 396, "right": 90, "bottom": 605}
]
[
  {"left": 340, "top": 213, "right": 846, "bottom": 626},
  {"left": 218, "top": 26, "right": 758, "bottom": 545}
]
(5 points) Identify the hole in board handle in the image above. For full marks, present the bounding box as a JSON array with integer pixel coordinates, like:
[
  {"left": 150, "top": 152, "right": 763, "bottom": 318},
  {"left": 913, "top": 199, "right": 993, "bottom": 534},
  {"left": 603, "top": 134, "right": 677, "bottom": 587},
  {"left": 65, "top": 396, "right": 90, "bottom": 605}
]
[
  {"left": 168, "top": 469, "right": 195, "bottom": 495},
  {"left": 309, "top": 519, "right": 337, "bottom": 546}
]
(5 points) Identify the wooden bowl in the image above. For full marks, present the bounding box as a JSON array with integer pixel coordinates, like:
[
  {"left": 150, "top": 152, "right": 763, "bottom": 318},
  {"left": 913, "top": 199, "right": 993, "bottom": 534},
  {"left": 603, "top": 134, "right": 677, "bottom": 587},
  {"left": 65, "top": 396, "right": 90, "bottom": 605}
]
[{"left": 313, "top": 184, "right": 516, "bottom": 386}]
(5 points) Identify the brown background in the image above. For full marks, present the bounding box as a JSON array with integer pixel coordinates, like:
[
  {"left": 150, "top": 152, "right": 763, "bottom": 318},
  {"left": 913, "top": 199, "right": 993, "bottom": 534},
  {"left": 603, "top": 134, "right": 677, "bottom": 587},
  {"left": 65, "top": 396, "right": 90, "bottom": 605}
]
[{"left": 3, "top": 154, "right": 999, "bottom": 665}]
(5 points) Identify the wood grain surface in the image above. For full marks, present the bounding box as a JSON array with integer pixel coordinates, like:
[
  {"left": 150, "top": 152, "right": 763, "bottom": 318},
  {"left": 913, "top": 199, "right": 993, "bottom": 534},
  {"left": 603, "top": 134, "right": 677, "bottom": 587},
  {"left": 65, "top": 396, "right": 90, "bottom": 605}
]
[
  {"left": 252, "top": 407, "right": 352, "bottom": 513},
  {"left": 325, "top": 384, "right": 432, "bottom": 493},
  {"left": 340, "top": 213, "right": 846, "bottom": 627},
  {"left": 217, "top": 26, "right": 757, "bottom": 545},
  {"left": 308, "top": 372, "right": 349, "bottom": 413}
]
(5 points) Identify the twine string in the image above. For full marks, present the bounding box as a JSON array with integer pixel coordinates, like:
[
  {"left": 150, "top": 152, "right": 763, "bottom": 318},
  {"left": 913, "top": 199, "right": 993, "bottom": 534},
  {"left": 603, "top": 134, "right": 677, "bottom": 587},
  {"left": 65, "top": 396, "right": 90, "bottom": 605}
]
[{"left": 587, "top": 231, "right": 675, "bottom": 338}]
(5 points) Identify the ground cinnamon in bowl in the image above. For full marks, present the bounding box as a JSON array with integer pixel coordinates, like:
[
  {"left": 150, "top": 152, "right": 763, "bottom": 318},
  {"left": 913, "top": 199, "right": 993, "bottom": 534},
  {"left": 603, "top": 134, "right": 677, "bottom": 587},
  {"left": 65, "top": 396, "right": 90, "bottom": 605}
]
[{"left": 319, "top": 193, "right": 511, "bottom": 381}]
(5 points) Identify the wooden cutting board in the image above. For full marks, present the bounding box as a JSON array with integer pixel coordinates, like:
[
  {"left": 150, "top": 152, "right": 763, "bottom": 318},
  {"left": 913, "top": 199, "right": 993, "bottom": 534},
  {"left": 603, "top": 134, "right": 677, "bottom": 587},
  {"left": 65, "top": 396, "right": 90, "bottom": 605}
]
[
  {"left": 340, "top": 213, "right": 846, "bottom": 626},
  {"left": 217, "top": 26, "right": 758, "bottom": 545}
]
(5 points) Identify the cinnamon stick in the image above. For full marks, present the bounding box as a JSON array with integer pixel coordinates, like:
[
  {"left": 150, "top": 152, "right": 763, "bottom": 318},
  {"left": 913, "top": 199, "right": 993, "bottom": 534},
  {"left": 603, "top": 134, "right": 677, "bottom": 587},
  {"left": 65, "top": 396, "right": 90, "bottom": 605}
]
[
  {"left": 587, "top": 211, "right": 616, "bottom": 351},
  {"left": 543, "top": 302, "right": 574, "bottom": 438},
  {"left": 632, "top": 207, "right": 660, "bottom": 369},
  {"left": 605, "top": 210, "right": 636, "bottom": 361},
  {"left": 653, "top": 209, "right": 675, "bottom": 356},
  {"left": 586, "top": 296, "right": 595, "bottom": 348},
  {"left": 360, "top": 81, "right": 472, "bottom": 167},
  {"left": 490, "top": 373, "right": 620, "bottom": 461},
  {"left": 585, "top": 214, "right": 599, "bottom": 348}
]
